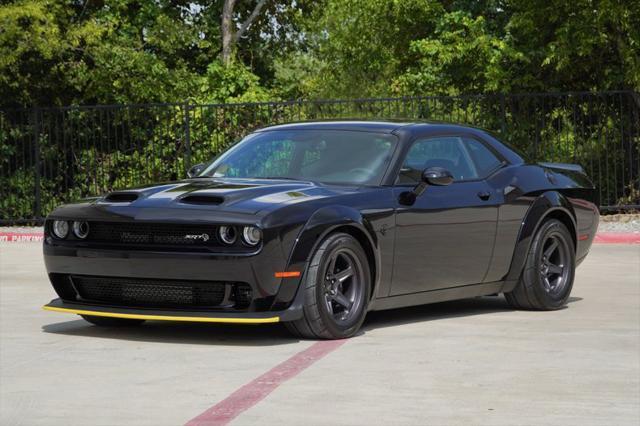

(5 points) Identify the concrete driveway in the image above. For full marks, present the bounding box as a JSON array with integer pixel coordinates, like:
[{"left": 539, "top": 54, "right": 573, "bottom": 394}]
[{"left": 1, "top": 243, "right": 638, "bottom": 426}]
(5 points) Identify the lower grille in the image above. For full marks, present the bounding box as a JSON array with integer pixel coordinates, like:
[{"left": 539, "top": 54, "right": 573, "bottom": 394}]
[
  {"left": 69, "top": 275, "right": 252, "bottom": 309},
  {"left": 88, "top": 222, "right": 219, "bottom": 248}
]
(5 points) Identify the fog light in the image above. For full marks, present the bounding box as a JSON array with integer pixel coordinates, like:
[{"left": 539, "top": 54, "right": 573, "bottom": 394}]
[
  {"left": 218, "top": 225, "right": 237, "bottom": 245},
  {"left": 242, "top": 226, "right": 262, "bottom": 246},
  {"left": 52, "top": 220, "right": 69, "bottom": 239},
  {"left": 73, "top": 221, "right": 90, "bottom": 239}
]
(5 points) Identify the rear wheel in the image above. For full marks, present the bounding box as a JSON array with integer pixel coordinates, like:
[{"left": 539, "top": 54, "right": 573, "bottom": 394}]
[
  {"left": 505, "top": 219, "right": 575, "bottom": 310},
  {"left": 285, "top": 233, "right": 370, "bottom": 339},
  {"left": 81, "top": 315, "right": 145, "bottom": 327}
]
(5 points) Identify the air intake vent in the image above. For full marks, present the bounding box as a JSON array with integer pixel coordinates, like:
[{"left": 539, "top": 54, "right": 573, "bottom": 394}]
[
  {"left": 180, "top": 194, "right": 224, "bottom": 205},
  {"left": 105, "top": 192, "right": 138, "bottom": 202}
]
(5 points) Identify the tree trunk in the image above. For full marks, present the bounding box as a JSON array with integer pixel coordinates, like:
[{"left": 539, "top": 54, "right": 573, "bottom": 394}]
[
  {"left": 221, "top": 0, "right": 237, "bottom": 66},
  {"left": 221, "top": 0, "right": 268, "bottom": 66}
]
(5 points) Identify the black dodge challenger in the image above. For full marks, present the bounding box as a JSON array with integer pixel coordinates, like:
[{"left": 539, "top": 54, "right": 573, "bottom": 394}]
[{"left": 43, "top": 121, "right": 599, "bottom": 339}]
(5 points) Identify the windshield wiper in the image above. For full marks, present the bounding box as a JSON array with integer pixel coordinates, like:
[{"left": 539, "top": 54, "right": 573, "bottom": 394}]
[{"left": 259, "top": 176, "right": 304, "bottom": 181}]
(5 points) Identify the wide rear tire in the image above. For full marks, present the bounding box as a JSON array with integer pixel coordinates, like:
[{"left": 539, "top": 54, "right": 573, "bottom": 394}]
[
  {"left": 81, "top": 315, "right": 146, "bottom": 327},
  {"left": 505, "top": 219, "right": 575, "bottom": 310},
  {"left": 285, "top": 233, "right": 371, "bottom": 339}
]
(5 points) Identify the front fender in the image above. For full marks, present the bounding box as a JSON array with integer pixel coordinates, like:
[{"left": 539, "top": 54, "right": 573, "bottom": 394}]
[
  {"left": 270, "top": 205, "right": 380, "bottom": 309},
  {"left": 502, "top": 191, "right": 577, "bottom": 291}
]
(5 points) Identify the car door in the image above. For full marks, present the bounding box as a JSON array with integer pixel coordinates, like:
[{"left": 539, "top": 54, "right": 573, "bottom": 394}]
[{"left": 389, "top": 135, "right": 502, "bottom": 296}]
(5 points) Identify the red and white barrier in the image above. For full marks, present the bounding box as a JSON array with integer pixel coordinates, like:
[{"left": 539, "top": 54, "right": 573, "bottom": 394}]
[{"left": 0, "top": 232, "right": 45, "bottom": 243}]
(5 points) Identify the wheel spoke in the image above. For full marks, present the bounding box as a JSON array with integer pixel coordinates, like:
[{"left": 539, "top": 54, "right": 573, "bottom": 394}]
[
  {"left": 543, "top": 276, "right": 552, "bottom": 291},
  {"left": 324, "top": 294, "right": 334, "bottom": 314},
  {"left": 332, "top": 291, "right": 352, "bottom": 309},
  {"left": 544, "top": 238, "right": 559, "bottom": 258},
  {"left": 547, "top": 263, "right": 563, "bottom": 275},
  {"left": 334, "top": 266, "right": 353, "bottom": 283},
  {"left": 328, "top": 254, "right": 338, "bottom": 275}
]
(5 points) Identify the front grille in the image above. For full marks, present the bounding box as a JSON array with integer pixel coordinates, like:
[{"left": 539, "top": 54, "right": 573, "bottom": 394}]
[
  {"left": 70, "top": 275, "right": 252, "bottom": 309},
  {"left": 88, "top": 222, "right": 219, "bottom": 248}
]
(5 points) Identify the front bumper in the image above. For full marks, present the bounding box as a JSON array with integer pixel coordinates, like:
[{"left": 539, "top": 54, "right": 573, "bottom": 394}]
[
  {"left": 43, "top": 236, "right": 305, "bottom": 316},
  {"left": 43, "top": 297, "right": 304, "bottom": 323}
]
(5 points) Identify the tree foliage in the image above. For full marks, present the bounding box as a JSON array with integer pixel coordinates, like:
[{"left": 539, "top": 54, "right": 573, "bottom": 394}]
[
  {"left": 1, "top": 0, "right": 638, "bottom": 221},
  {"left": 1, "top": 0, "right": 637, "bottom": 108}
]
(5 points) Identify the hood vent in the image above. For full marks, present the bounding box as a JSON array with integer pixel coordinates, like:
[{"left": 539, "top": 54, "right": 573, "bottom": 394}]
[
  {"left": 180, "top": 194, "right": 225, "bottom": 205},
  {"left": 104, "top": 192, "right": 139, "bottom": 203}
]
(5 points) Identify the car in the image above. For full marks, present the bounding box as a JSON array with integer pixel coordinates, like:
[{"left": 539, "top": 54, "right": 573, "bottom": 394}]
[{"left": 42, "top": 121, "right": 599, "bottom": 339}]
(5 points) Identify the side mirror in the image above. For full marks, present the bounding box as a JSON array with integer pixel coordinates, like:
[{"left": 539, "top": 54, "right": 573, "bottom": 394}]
[
  {"left": 399, "top": 166, "right": 454, "bottom": 205},
  {"left": 187, "top": 163, "right": 205, "bottom": 178},
  {"left": 422, "top": 166, "right": 454, "bottom": 186}
]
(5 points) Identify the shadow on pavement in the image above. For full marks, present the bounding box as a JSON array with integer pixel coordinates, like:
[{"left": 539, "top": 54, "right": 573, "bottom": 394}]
[
  {"left": 42, "top": 318, "right": 298, "bottom": 346},
  {"left": 42, "top": 295, "right": 583, "bottom": 344},
  {"left": 362, "top": 295, "right": 583, "bottom": 332}
]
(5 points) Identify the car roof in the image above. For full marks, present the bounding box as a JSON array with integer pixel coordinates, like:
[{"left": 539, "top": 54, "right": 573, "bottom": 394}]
[
  {"left": 255, "top": 120, "right": 525, "bottom": 165},
  {"left": 256, "top": 120, "right": 483, "bottom": 135}
]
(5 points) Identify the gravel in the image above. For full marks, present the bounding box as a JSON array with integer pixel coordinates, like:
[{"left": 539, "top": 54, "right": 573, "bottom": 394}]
[
  {"left": 598, "top": 214, "right": 640, "bottom": 233},
  {"left": 0, "top": 226, "right": 44, "bottom": 233}
]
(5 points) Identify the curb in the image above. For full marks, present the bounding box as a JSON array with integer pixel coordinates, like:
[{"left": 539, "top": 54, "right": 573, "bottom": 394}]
[
  {"left": 593, "top": 232, "right": 640, "bottom": 244},
  {"left": 1, "top": 231, "right": 639, "bottom": 244}
]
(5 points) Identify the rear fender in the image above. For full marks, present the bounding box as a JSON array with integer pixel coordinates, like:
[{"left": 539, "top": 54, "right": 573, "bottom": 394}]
[{"left": 502, "top": 191, "right": 577, "bottom": 292}]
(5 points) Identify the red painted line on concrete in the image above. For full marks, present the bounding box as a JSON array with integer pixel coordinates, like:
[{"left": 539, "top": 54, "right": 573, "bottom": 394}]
[
  {"left": 185, "top": 340, "right": 347, "bottom": 426},
  {"left": 593, "top": 232, "right": 640, "bottom": 244},
  {"left": 0, "top": 232, "right": 44, "bottom": 243}
]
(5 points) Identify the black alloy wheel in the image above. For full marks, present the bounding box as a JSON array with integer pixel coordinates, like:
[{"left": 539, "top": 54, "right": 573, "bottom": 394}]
[
  {"left": 538, "top": 234, "right": 571, "bottom": 296},
  {"left": 285, "top": 232, "right": 370, "bottom": 339},
  {"left": 505, "top": 219, "right": 575, "bottom": 310},
  {"left": 322, "top": 248, "right": 365, "bottom": 327}
]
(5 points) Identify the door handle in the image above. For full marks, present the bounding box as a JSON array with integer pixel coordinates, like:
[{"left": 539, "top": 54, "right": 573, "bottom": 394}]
[{"left": 477, "top": 191, "right": 491, "bottom": 201}]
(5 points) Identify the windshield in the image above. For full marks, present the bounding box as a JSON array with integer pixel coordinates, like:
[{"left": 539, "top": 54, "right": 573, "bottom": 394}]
[{"left": 199, "top": 130, "right": 398, "bottom": 185}]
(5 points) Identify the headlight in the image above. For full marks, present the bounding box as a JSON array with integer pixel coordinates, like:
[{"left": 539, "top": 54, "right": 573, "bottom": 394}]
[
  {"left": 72, "top": 221, "right": 90, "bottom": 239},
  {"left": 52, "top": 220, "right": 69, "bottom": 239},
  {"left": 242, "top": 226, "right": 262, "bottom": 246},
  {"left": 218, "top": 225, "right": 237, "bottom": 245}
]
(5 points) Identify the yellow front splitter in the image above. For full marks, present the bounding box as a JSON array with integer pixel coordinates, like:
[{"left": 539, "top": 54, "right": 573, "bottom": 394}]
[{"left": 43, "top": 305, "right": 280, "bottom": 324}]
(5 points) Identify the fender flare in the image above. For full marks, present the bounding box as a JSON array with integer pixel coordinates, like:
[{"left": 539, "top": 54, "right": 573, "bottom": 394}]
[
  {"left": 502, "top": 191, "right": 577, "bottom": 291},
  {"left": 287, "top": 205, "right": 381, "bottom": 301}
]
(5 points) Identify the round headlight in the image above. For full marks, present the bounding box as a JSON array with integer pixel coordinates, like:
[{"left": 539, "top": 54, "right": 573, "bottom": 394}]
[
  {"left": 52, "top": 220, "right": 69, "bottom": 239},
  {"left": 218, "top": 225, "right": 237, "bottom": 245},
  {"left": 242, "top": 226, "right": 262, "bottom": 246},
  {"left": 73, "top": 221, "right": 90, "bottom": 239}
]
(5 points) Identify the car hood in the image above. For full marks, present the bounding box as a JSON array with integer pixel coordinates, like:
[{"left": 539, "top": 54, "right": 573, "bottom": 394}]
[{"left": 92, "top": 178, "right": 360, "bottom": 215}]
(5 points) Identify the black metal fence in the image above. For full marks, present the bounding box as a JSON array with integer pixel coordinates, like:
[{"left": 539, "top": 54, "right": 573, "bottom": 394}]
[{"left": 1, "top": 91, "right": 639, "bottom": 224}]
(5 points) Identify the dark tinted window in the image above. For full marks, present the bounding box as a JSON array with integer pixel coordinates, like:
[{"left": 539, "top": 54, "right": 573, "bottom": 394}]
[
  {"left": 200, "top": 130, "right": 397, "bottom": 185},
  {"left": 463, "top": 138, "right": 502, "bottom": 177},
  {"left": 397, "top": 137, "right": 478, "bottom": 184}
]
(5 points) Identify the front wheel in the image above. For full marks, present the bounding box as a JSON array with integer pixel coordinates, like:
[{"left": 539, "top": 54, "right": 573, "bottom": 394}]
[
  {"left": 285, "top": 232, "right": 371, "bottom": 339},
  {"left": 505, "top": 219, "right": 575, "bottom": 310},
  {"left": 81, "top": 315, "right": 146, "bottom": 327}
]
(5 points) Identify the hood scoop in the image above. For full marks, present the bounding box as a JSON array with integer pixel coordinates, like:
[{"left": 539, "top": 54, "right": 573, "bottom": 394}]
[
  {"left": 105, "top": 192, "right": 139, "bottom": 203},
  {"left": 179, "top": 194, "right": 225, "bottom": 205}
]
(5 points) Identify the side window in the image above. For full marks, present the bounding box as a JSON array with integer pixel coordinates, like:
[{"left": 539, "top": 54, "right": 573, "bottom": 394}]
[
  {"left": 463, "top": 138, "right": 503, "bottom": 177},
  {"left": 397, "top": 136, "right": 478, "bottom": 184}
]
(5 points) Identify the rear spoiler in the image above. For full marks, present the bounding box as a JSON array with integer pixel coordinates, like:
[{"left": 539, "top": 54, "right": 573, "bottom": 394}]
[{"left": 538, "top": 162, "right": 585, "bottom": 174}]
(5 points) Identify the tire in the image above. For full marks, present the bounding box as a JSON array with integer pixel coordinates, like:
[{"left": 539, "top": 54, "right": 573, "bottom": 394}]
[
  {"left": 285, "top": 232, "right": 371, "bottom": 339},
  {"left": 80, "top": 315, "right": 145, "bottom": 327},
  {"left": 505, "top": 219, "right": 575, "bottom": 310}
]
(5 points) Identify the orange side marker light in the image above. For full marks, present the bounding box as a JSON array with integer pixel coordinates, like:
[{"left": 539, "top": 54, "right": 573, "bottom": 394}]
[{"left": 275, "top": 271, "right": 301, "bottom": 278}]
